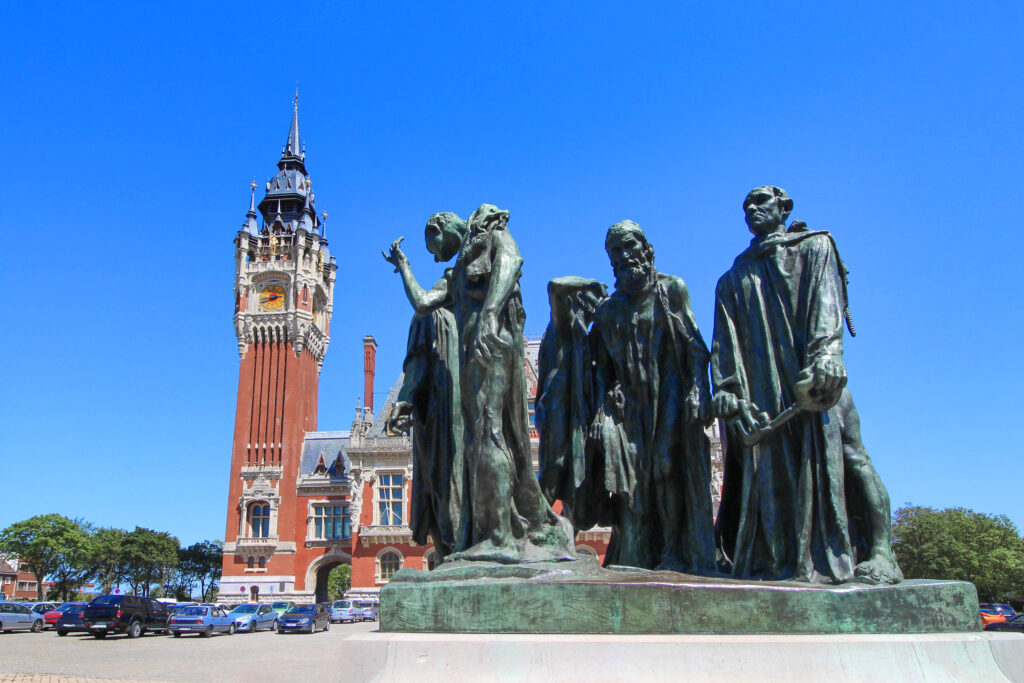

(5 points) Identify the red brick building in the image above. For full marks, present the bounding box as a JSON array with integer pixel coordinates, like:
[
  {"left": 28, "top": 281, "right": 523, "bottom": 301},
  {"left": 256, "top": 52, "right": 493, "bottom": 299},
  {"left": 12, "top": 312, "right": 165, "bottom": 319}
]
[{"left": 0, "top": 557, "right": 42, "bottom": 600}]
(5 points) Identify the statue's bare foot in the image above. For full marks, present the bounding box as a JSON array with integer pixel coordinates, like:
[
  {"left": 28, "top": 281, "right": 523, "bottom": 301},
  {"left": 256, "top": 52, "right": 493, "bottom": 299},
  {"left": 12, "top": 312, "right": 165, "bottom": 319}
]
[{"left": 854, "top": 553, "right": 904, "bottom": 585}]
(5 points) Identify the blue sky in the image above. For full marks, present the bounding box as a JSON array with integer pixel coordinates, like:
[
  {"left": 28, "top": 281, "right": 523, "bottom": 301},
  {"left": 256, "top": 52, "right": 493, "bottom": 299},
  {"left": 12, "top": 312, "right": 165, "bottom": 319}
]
[{"left": 1, "top": 2, "right": 1021, "bottom": 546}]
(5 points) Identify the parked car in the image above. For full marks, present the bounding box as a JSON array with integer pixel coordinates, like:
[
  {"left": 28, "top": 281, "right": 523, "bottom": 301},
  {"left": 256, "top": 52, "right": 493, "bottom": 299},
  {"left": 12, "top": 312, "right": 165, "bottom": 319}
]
[
  {"left": 43, "top": 602, "right": 87, "bottom": 629},
  {"left": 980, "top": 603, "right": 1016, "bottom": 618},
  {"left": 167, "top": 605, "right": 236, "bottom": 637},
  {"left": 0, "top": 602, "right": 44, "bottom": 632},
  {"left": 278, "top": 604, "right": 330, "bottom": 633},
  {"left": 82, "top": 595, "right": 169, "bottom": 639},
  {"left": 329, "top": 599, "right": 362, "bottom": 623},
  {"left": 270, "top": 601, "right": 294, "bottom": 617},
  {"left": 56, "top": 603, "right": 89, "bottom": 636},
  {"left": 228, "top": 603, "right": 278, "bottom": 632},
  {"left": 355, "top": 600, "right": 378, "bottom": 622},
  {"left": 22, "top": 602, "right": 58, "bottom": 616},
  {"left": 985, "top": 614, "right": 1024, "bottom": 633}
]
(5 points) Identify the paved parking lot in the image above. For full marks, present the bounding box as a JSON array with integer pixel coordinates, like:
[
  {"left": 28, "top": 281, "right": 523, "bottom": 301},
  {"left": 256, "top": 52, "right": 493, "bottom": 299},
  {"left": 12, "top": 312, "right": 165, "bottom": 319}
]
[{"left": 0, "top": 619, "right": 379, "bottom": 682}]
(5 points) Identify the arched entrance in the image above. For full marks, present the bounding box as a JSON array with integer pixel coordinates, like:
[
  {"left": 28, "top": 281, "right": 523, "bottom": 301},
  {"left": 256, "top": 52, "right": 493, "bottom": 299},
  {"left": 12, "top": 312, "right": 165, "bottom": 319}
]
[{"left": 307, "top": 551, "right": 352, "bottom": 604}]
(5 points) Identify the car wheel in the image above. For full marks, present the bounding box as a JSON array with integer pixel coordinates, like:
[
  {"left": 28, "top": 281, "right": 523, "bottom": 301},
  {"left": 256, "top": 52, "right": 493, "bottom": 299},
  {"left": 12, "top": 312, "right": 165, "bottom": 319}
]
[
  {"left": 227, "top": 623, "right": 235, "bottom": 635},
  {"left": 127, "top": 621, "right": 142, "bottom": 639},
  {"left": 201, "top": 626, "right": 213, "bottom": 638},
  {"left": 30, "top": 620, "right": 43, "bottom": 633},
  {"left": 57, "top": 630, "right": 68, "bottom": 637},
  {"left": 172, "top": 631, "right": 182, "bottom": 638},
  {"left": 324, "top": 620, "right": 330, "bottom": 632}
]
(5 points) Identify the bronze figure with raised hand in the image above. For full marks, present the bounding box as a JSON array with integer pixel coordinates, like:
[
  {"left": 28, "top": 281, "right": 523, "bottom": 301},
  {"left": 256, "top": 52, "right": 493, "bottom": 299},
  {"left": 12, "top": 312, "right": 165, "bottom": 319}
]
[
  {"left": 712, "top": 185, "right": 902, "bottom": 584},
  {"left": 382, "top": 212, "right": 468, "bottom": 561},
  {"left": 383, "top": 205, "right": 575, "bottom": 564}
]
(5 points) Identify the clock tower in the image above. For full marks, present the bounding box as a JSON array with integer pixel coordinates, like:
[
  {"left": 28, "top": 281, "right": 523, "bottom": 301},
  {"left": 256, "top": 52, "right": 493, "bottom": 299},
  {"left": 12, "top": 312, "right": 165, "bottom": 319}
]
[{"left": 220, "top": 101, "right": 337, "bottom": 600}]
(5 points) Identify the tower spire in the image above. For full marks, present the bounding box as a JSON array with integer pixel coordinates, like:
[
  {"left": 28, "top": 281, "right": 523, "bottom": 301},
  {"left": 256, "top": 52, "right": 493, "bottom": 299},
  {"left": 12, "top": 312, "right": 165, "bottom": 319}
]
[
  {"left": 242, "top": 180, "right": 259, "bottom": 236},
  {"left": 284, "top": 91, "right": 301, "bottom": 157}
]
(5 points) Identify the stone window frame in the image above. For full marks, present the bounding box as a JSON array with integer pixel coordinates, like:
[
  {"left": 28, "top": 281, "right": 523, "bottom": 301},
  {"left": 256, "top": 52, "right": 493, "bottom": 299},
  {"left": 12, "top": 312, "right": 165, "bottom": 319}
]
[
  {"left": 422, "top": 549, "right": 438, "bottom": 571},
  {"left": 575, "top": 544, "right": 597, "bottom": 558},
  {"left": 375, "top": 547, "right": 404, "bottom": 584},
  {"left": 374, "top": 472, "right": 405, "bottom": 526},
  {"left": 249, "top": 502, "right": 272, "bottom": 538},
  {"left": 308, "top": 501, "right": 352, "bottom": 541}
]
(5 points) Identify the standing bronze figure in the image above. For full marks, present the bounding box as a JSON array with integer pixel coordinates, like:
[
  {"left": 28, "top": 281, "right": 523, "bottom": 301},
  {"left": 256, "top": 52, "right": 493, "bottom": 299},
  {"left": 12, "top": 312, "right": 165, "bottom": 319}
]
[
  {"left": 385, "top": 205, "right": 575, "bottom": 564},
  {"left": 712, "top": 186, "right": 902, "bottom": 584},
  {"left": 385, "top": 213, "right": 468, "bottom": 560}
]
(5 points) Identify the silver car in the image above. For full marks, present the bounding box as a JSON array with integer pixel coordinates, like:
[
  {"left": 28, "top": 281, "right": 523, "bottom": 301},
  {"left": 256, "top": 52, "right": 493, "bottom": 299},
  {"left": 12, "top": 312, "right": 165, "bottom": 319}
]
[
  {"left": 0, "top": 602, "right": 45, "bottom": 632},
  {"left": 328, "top": 599, "right": 362, "bottom": 623},
  {"left": 228, "top": 603, "right": 278, "bottom": 632},
  {"left": 167, "top": 605, "right": 236, "bottom": 637}
]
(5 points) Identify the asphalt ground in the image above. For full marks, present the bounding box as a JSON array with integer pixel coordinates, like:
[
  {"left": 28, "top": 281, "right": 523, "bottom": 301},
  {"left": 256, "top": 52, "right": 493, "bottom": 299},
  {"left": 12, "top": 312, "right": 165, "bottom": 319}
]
[{"left": 0, "top": 618, "right": 379, "bottom": 682}]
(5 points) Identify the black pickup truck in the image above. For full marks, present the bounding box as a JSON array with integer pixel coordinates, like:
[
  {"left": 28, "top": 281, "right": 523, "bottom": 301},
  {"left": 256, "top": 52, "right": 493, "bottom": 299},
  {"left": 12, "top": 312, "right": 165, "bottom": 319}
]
[{"left": 81, "top": 595, "right": 169, "bottom": 638}]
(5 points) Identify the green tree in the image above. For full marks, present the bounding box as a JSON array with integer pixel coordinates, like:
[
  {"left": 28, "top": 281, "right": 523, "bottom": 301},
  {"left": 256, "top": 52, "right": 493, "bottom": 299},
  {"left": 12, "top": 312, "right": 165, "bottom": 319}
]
[
  {"left": 122, "top": 527, "right": 179, "bottom": 597},
  {"left": 91, "top": 527, "right": 129, "bottom": 593},
  {"left": 179, "top": 540, "right": 223, "bottom": 601},
  {"left": 892, "top": 505, "right": 1024, "bottom": 602},
  {"left": 0, "top": 514, "right": 93, "bottom": 600},
  {"left": 327, "top": 564, "right": 351, "bottom": 601}
]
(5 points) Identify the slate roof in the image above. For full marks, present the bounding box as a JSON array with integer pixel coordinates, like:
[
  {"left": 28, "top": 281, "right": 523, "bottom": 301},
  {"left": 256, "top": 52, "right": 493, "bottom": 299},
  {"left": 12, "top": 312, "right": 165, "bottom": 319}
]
[{"left": 299, "top": 431, "right": 352, "bottom": 478}]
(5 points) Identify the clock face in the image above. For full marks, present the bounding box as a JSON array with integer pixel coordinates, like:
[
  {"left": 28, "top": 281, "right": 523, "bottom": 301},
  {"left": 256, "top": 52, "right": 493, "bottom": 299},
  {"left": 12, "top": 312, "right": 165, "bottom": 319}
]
[{"left": 259, "top": 284, "right": 286, "bottom": 311}]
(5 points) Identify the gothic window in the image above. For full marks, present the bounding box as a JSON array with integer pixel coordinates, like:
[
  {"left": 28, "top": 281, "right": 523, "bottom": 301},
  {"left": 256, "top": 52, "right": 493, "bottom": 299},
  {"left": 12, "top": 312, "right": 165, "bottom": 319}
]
[
  {"left": 247, "top": 557, "right": 255, "bottom": 569},
  {"left": 258, "top": 556, "right": 266, "bottom": 569},
  {"left": 378, "top": 550, "right": 402, "bottom": 582},
  {"left": 377, "top": 473, "right": 404, "bottom": 525},
  {"left": 250, "top": 503, "right": 271, "bottom": 538},
  {"left": 312, "top": 504, "right": 351, "bottom": 540}
]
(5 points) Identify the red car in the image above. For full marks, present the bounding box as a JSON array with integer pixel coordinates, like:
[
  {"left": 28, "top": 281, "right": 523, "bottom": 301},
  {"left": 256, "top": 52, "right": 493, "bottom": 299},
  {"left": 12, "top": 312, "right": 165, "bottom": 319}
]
[{"left": 43, "top": 603, "right": 87, "bottom": 629}]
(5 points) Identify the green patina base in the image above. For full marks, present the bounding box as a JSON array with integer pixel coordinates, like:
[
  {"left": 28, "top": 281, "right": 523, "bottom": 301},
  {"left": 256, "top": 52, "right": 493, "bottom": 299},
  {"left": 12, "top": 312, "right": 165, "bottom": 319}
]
[{"left": 380, "top": 558, "right": 980, "bottom": 635}]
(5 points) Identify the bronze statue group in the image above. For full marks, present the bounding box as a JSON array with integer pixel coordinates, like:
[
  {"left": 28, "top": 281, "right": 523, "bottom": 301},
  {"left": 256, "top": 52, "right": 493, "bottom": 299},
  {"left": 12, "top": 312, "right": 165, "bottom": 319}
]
[{"left": 382, "top": 186, "right": 903, "bottom": 586}]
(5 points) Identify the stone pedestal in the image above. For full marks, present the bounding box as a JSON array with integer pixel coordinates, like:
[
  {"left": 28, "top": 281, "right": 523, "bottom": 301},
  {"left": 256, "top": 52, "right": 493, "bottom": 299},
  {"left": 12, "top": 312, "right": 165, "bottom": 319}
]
[
  {"left": 380, "top": 558, "right": 980, "bottom": 635},
  {"left": 344, "top": 631, "right": 1024, "bottom": 682}
]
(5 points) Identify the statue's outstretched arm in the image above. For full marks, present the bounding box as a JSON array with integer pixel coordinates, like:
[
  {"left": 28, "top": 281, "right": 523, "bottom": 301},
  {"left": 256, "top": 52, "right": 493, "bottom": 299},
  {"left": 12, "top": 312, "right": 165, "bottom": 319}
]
[{"left": 383, "top": 236, "right": 449, "bottom": 314}]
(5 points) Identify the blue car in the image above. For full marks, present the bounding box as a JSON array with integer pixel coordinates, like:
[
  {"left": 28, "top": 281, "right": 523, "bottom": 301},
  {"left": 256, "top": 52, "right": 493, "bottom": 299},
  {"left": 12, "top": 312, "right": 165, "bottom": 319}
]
[
  {"left": 278, "top": 604, "right": 330, "bottom": 633},
  {"left": 228, "top": 603, "right": 278, "bottom": 632},
  {"left": 167, "top": 605, "right": 236, "bottom": 637}
]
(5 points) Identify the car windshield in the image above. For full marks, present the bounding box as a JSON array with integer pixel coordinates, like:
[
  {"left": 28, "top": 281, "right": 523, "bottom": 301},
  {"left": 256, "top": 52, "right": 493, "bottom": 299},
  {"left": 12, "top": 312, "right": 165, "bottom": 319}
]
[
  {"left": 287, "top": 605, "right": 314, "bottom": 614},
  {"left": 356, "top": 602, "right": 374, "bottom": 608},
  {"left": 333, "top": 601, "right": 351, "bottom": 608},
  {"left": 58, "top": 604, "right": 80, "bottom": 612},
  {"left": 63, "top": 605, "right": 85, "bottom": 615},
  {"left": 231, "top": 605, "right": 258, "bottom": 614},
  {"left": 91, "top": 595, "right": 124, "bottom": 605},
  {"left": 179, "top": 606, "right": 207, "bottom": 616}
]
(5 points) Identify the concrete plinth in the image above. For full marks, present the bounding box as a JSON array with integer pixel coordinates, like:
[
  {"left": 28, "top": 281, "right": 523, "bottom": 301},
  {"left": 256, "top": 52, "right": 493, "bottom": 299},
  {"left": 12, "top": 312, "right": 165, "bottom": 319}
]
[
  {"left": 345, "top": 631, "right": 1024, "bottom": 682},
  {"left": 381, "top": 559, "right": 980, "bottom": 635}
]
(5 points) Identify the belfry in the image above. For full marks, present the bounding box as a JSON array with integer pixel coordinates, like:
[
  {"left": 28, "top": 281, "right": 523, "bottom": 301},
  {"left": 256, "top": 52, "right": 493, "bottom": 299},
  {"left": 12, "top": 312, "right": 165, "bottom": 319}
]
[{"left": 220, "top": 101, "right": 340, "bottom": 602}]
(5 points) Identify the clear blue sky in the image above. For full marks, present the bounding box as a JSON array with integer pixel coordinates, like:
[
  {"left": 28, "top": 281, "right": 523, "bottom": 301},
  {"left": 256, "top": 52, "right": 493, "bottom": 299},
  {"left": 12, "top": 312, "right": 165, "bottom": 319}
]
[{"left": 1, "top": 2, "right": 1021, "bottom": 547}]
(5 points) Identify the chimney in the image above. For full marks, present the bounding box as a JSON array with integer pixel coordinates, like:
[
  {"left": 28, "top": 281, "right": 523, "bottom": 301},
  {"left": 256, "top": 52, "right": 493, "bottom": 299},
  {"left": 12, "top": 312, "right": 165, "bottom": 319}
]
[{"left": 362, "top": 335, "right": 377, "bottom": 415}]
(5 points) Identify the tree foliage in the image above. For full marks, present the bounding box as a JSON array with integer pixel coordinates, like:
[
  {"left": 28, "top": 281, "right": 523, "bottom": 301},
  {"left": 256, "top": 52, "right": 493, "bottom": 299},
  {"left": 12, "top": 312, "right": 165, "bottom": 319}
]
[
  {"left": 121, "top": 527, "right": 179, "bottom": 597},
  {"left": 91, "top": 527, "right": 130, "bottom": 594},
  {"left": 892, "top": 505, "right": 1024, "bottom": 602},
  {"left": 0, "top": 514, "right": 93, "bottom": 600},
  {"left": 179, "top": 540, "right": 223, "bottom": 601},
  {"left": 327, "top": 564, "right": 351, "bottom": 601}
]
